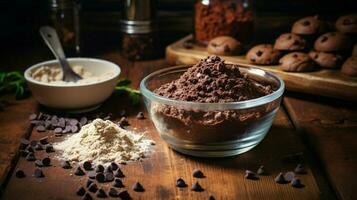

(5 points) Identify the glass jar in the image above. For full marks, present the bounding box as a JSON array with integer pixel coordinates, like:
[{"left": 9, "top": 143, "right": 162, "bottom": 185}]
[{"left": 194, "top": 0, "right": 254, "bottom": 45}]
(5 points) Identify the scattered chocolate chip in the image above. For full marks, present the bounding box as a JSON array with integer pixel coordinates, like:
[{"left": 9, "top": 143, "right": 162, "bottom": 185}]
[
  {"left": 113, "top": 178, "right": 124, "bottom": 188},
  {"left": 257, "top": 165, "right": 267, "bottom": 175},
  {"left": 29, "top": 114, "right": 37, "bottom": 120},
  {"left": 20, "top": 150, "right": 29, "bottom": 157},
  {"left": 88, "top": 171, "right": 96, "bottom": 179},
  {"left": 54, "top": 127, "right": 62, "bottom": 134},
  {"left": 282, "top": 152, "right": 304, "bottom": 163},
  {"left": 192, "top": 169, "right": 204, "bottom": 178},
  {"left": 34, "top": 144, "right": 43, "bottom": 151},
  {"left": 30, "top": 140, "right": 38, "bottom": 146},
  {"left": 62, "top": 126, "right": 71, "bottom": 134},
  {"left": 26, "top": 152, "right": 36, "bottom": 161},
  {"left": 77, "top": 186, "right": 86, "bottom": 196},
  {"left": 36, "top": 125, "right": 46, "bottom": 132},
  {"left": 75, "top": 166, "right": 85, "bottom": 176},
  {"left": 86, "top": 179, "right": 93, "bottom": 188},
  {"left": 61, "top": 161, "right": 72, "bottom": 169},
  {"left": 15, "top": 169, "right": 25, "bottom": 178},
  {"left": 208, "top": 195, "right": 216, "bottom": 200},
  {"left": 39, "top": 136, "right": 48, "bottom": 145},
  {"left": 20, "top": 138, "right": 30, "bottom": 149},
  {"left": 119, "top": 117, "right": 129, "bottom": 126},
  {"left": 71, "top": 125, "right": 79, "bottom": 133},
  {"left": 136, "top": 112, "right": 145, "bottom": 120},
  {"left": 183, "top": 40, "right": 194, "bottom": 49},
  {"left": 69, "top": 119, "right": 78, "bottom": 126},
  {"left": 256, "top": 50, "right": 263, "bottom": 57},
  {"left": 223, "top": 45, "right": 231, "bottom": 53},
  {"left": 245, "top": 170, "right": 259, "bottom": 180},
  {"left": 133, "top": 182, "right": 145, "bottom": 192},
  {"left": 108, "top": 187, "right": 119, "bottom": 197},
  {"left": 96, "top": 188, "right": 107, "bottom": 198},
  {"left": 95, "top": 165, "right": 104, "bottom": 173},
  {"left": 275, "top": 172, "right": 287, "bottom": 184},
  {"left": 105, "top": 172, "right": 114, "bottom": 182},
  {"left": 302, "top": 20, "right": 311, "bottom": 26},
  {"left": 191, "top": 181, "right": 204, "bottom": 192},
  {"left": 34, "top": 167, "right": 44, "bottom": 178},
  {"left": 176, "top": 178, "right": 187, "bottom": 187},
  {"left": 79, "top": 117, "right": 88, "bottom": 126},
  {"left": 104, "top": 166, "right": 113, "bottom": 173},
  {"left": 294, "top": 164, "right": 307, "bottom": 174},
  {"left": 292, "top": 54, "right": 298, "bottom": 58},
  {"left": 96, "top": 172, "right": 105, "bottom": 183},
  {"left": 83, "top": 161, "right": 92, "bottom": 171},
  {"left": 118, "top": 190, "right": 131, "bottom": 200},
  {"left": 42, "top": 157, "right": 51, "bottom": 166},
  {"left": 287, "top": 35, "right": 292, "bottom": 40},
  {"left": 88, "top": 183, "right": 98, "bottom": 193},
  {"left": 45, "top": 144, "right": 54, "bottom": 153},
  {"left": 291, "top": 177, "right": 305, "bottom": 188},
  {"left": 110, "top": 162, "right": 118, "bottom": 171},
  {"left": 114, "top": 168, "right": 125, "bottom": 178},
  {"left": 35, "top": 160, "right": 43, "bottom": 167},
  {"left": 284, "top": 171, "right": 295, "bottom": 182},
  {"left": 321, "top": 36, "right": 328, "bottom": 42},
  {"left": 26, "top": 145, "right": 34, "bottom": 153},
  {"left": 82, "top": 192, "right": 93, "bottom": 200}
]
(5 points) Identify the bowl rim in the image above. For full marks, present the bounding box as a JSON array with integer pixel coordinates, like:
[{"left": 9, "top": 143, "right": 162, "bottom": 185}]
[
  {"left": 140, "top": 65, "right": 285, "bottom": 110},
  {"left": 24, "top": 58, "right": 121, "bottom": 88}
]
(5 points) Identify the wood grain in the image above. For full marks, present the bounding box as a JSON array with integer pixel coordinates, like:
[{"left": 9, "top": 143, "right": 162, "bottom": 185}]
[
  {"left": 284, "top": 96, "right": 357, "bottom": 200},
  {"left": 166, "top": 35, "right": 357, "bottom": 102}
]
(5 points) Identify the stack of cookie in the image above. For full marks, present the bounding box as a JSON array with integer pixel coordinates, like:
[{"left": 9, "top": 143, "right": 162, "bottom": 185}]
[{"left": 246, "top": 14, "right": 357, "bottom": 76}]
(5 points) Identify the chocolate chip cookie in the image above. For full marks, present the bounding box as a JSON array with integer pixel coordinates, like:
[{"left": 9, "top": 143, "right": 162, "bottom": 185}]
[
  {"left": 279, "top": 52, "right": 315, "bottom": 72},
  {"left": 309, "top": 51, "right": 343, "bottom": 68},
  {"left": 246, "top": 44, "right": 281, "bottom": 65},
  {"left": 274, "top": 33, "right": 308, "bottom": 51},
  {"left": 336, "top": 14, "right": 357, "bottom": 33},
  {"left": 341, "top": 56, "right": 357, "bottom": 77},
  {"left": 292, "top": 15, "right": 328, "bottom": 35},
  {"left": 207, "top": 36, "right": 242, "bottom": 56},
  {"left": 314, "top": 32, "right": 351, "bottom": 52}
]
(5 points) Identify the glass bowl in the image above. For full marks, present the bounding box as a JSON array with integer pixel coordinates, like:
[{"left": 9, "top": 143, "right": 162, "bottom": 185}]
[{"left": 140, "top": 65, "right": 285, "bottom": 157}]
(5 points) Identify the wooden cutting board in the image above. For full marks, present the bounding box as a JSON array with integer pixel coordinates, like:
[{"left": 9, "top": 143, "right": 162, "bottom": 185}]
[{"left": 166, "top": 35, "right": 357, "bottom": 102}]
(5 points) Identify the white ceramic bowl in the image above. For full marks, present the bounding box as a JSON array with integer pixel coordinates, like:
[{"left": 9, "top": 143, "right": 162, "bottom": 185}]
[{"left": 24, "top": 58, "right": 120, "bottom": 110}]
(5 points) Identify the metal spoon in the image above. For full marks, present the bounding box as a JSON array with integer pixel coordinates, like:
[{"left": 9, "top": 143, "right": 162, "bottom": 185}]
[{"left": 39, "top": 26, "right": 82, "bottom": 82}]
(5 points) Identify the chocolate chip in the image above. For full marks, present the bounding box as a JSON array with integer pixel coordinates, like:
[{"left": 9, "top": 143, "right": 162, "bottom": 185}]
[
  {"left": 26, "top": 152, "right": 36, "bottom": 161},
  {"left": 105, "top": 166, "right": 113, "bottom": 173},
  {"left": 15, "top": 169, "right": 25, "bottom": 178},
  {"left": 118, "top": 190, "right": 131, "bottom": 200},
  {"left": 86, "top": 179, "right": 93, "bottom": 188},
  {"left": 183, "top": 40, "right": 194, "bottom": 49},
  {"left": 71, "top": 125, "right": 79, "bottom": 133},
  {"left": 274, "top": 172, "right": 287, "bottom": 184},
  {"left": 256, "top": 50, "right": 263, "bottom": 57},
  {"left": 245, "top": 170, "right": 259, "bottom": 180},
  {"left": 192, "top": 169, "right": 204, "bottom": 178},
  {"left": 61, "top": 161, "right": 72, "bottom": 169},
  {"left": 110, "top": 162, "right": 118, "bottom": 171},
  {"left": 26, "top": 145, "right": 34, "bottom": 153},
  {"left": 250, "top": 57, "right": 256, "bottom": 62},
  {"left": 291, "top": 177, "right": 304, "bottom": 188},
  {"left": 34, "top": 167, "right": 44, "bottom": 178},
  {"left": 133, "top": 182, "right": 145, "bottom": 192},
  {"left": 136, "top": 112, "right": 145, "bottom": 120},
  {"left": 96, "top": 188, "right": 107, "bottom": 198},
  {"left": 321, "top": 36, "right": 328, "bottom": 42},
  {"left": 54, "top": 127, "right": 62, "bottom": 134},
  {"left": 36, "top": 125, "right": 46, "bottom": 132},
  {"left": 96, "top": 172, "right": 105, "bottom": 183},
  {"left": 105, "top": 172, "right": 114, "bottom": 182},
  {"left": 35, "top": 160, "right": 43, "bottom": 167},
  {"left": 223, "top": 45, "right": 231, "bottom": 53},
  {"left": 95, "top": 164, "right": 104, "bottom": 173},
  {"left": 45, "top": 144, "right": 54, "bottom": 153},
  {"left": 208, "top": 195, "right": 216, "bottom": 200},
  {"left": 287, "top": 35, "right": 292, "bottom": 40},
  {"left": 39, "top": 136, "right": 48, "bottom": 145},
  {"left": 88, "top": 183, "right": 98, "bottom": 193},
  {"left": 88, "top": 171, "right": 96, "bottom": 179},
  {"left": 82, "top": 193, "right": 93, "bottom": 200},
  {"left": 176, "top": 178, "right": 187, "bottom": 187},
  {"left": 75, "top": 166, "right": 85, "bottom": 176},
  {"left": 302, "top": 20, "right": 311, "bottom": 26},
  {"left": 42, "top": 157, "right": 51, "bottom": 166},
  {"left": 343, "top": 18, "right": 352, "bottom": 25},
  {"left": 294, "top": 163, "right": 307, "bottom": 174},
  {"left": 34, "top": 144, "right": 43, "bottom": 151},
  {"left": 119, "top": 117, "right": 129, "bottom": 126},
  {"left": 79, "top": 117, "right": 88, "bottom": 126},
  {"left": 292, "top": 54, "right": 298, "bottom": 58},
  {"left": 29, "top": 114, "right": 37, "bottom": 120},
  {"left": 20, "top": 138, "right": 30, "bottom": 149},
  {"left": 76, "top": 186, "right": 86, "bottom": 196},
  {"left": 62, "top": 126, "right": 71, "bottom": 133},
  {"left": 30, "top": 140, "right": 38, "bottom": 146},
  {"left": 114, "top": 168, "right": 125, "bottom": 178},
  {"left": 108, "top": 188, "right": 119, "bottom": 197},
  {"left": 113, "top": 178, "right": 124, "bottom": 188},
  {"left": 257, "top": 165, "right": 267, "bottom": 175},
  {"left": 191, "top": 181, "right": 204, "bottom": 192},
  {"left": 83, "top": 161, "right": 92, "bottom": 171}
]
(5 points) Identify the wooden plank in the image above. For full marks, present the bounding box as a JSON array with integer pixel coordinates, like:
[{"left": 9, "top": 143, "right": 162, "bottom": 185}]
[
  {"left": 166, "top": 35, "right": 357, "bottom": 102},
  {"left": 284, "top": 95, "right": 357, "bottom": 200}
]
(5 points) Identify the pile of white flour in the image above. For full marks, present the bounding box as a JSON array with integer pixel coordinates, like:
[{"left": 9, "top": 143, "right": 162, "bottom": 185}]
[{"left": 54, "top": 118, "right": 154, "bottom": 164}]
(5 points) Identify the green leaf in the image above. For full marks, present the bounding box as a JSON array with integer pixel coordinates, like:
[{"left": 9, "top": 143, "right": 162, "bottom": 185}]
[{"left": 116, "top": 79, "right": 132, "bottom": 87}]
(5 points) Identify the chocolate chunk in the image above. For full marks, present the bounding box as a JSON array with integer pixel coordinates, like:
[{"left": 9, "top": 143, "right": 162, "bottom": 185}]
[
  {"left": 34, "top": 144, "right": 43, "bottom": 151},
  {"left": 113, "top": 178, "right": 124, "bottom": 188},
  {"left": 95, "top": 165, "right": 104, "bottom": 173},
  {"left": 26, "top": 152, "right": 36, "bottom": 161},
  {"left": 75, "top": 166, "right": 85, "bottom": 176},
  {"left": 96, "top": 172, "right": 105, "bottom": 183},
  {"left": 34, "top": 167, "right": 44, "bottom": 178},
  {"left": 302, "top": 20, "right": 311, "bottom": 26},
  {"left": 20, "top": 138, "right": 30, "bottom": 149},
  {"left": 223, "top": 44, "right": 231, "bottom": 53},
  {"left": 110, "top": 162, "right": 118, "bottom": 171},
  {"left": 119, "top": 117, "right": 129, "bottom": 126},
  {"left": 39, "top": 136, "right": 48, "bottom": 145},
  {"left": 104, "top": 165, "right": 113, "bottom": 173},
  {"left": 88, "top": 183, "right": 98, "bottom": 193},
  {"left": 133, "top": 182, "right": 145, "bottom": 192},
  {"left": 321, "top": 36, "right": 328, "bottom": 42},
  {"left": 208, "top": 195, "right": 216, "bottom": 200},
  {"left": 192, "top": 169, "right": 204, "bottom": 178},
  {"left": 257, "top": 165, "right": 267, "bottom": 175},
  {"left": 176, "top": 178, "right": 187, "bottom": 187},
  {"left": 36, "top": 125, "right": 46, "bottom": 132},
  {"left": 15, "top": 169, "right": 26, "bottom": 178},
  {"left": 88, "top": 171, "right": 96, "bottom": 179},
  {"left": 83, "top": 161, "right": 92, "bottom": 171},
  {"left": 114, "top": 168, "right": 125, "bottom": 178},
  {"left": 256, "top": 50, "right": 263, "bottom": 57},
  {"left": 86, "top": 179, "right": 93, "bottom": 188},
  {"left": 26, "top": 145, "right": 34, "bottom": 153},
  {"left": 191, "top": 181, "right": 204, "bottom": 192},
  {"left": 29, "top": 113, "right": 37, "bottom": 120},
  {"left": 61, "top": 161, "right": 72, "bottom": 169},
  {"left": 118, "top": 190, "right": 131, "bottom": 200},
  {"left": 54, "top": 127, "right": 62, "bottom": 134},
  {"left": 35, "top": 160, "right": 43, "bottom": 167},
  {"left": 108, "top": 188, "right": 120, "bottom": 197},
  {"left": 42, "top": 157, "right": 51, "bottom": 166},
  {"left": 291, "top": 177, "right": 304, "bottom": 188},
  {"left": 82, "top": 193, "right": 92, "bottom": 200},
  {"left": 294, "top": 164, "right": 307, "bottom": 174},
  {"left": 77, "top": 186, "right": 86, "bottom": 196},
  {"left": 245, "top": 170, "right": 259, "bottom": 180},
  {"left": 136, "top": 112, "right": 145, "bottom": 120},
  {"left": 292, "top": 53, "right": 298, "bottom": 58},
  {"left": 105, "top": 172, "right": 114, "bottom": 182},
  {"left": 284, "top": 171, "right": 295, "bottom": 182},
  {"left": 96, "top": 188, "right": 107, "bottom": 198},
  {"left": 45, "top": 144, "right": 54, "bottom": 153},
  {"left": 30, "top": 140, "right": 38, "bottom": 146},
  {"left": 274, "top": 172, "right": 287, "bottom": 184}
]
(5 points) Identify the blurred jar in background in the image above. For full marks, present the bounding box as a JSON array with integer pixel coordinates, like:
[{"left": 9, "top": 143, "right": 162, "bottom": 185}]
[{"left": 194, "top": 0, "right": 254, "bottom": 45}]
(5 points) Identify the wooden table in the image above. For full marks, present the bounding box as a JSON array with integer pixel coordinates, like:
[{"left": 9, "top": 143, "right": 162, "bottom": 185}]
[{"left": 0, "top": 51, "right": 356, "bottom": 200}]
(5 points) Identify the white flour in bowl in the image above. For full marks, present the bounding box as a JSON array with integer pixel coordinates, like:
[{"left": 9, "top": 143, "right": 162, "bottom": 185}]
[{"left": 54, "top": 118, "right": 155, "bottom": 164}]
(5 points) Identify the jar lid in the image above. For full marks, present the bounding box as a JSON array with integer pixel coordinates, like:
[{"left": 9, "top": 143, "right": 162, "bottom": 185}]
[{"left": 120, "top": 20, "right": 156, "bottom": 34}]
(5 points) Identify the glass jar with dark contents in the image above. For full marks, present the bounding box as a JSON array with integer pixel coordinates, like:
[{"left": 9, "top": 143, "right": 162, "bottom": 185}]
[{"left": 194, "top": 0, "right": 254, "bottom": 45}]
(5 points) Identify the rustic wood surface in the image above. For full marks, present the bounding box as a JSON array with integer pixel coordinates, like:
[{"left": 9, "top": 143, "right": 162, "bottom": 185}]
[
  {"left": 166, "top": 35, "right": 357, "bottom": 102},
  {"left": 0, "top": 51, "right": 354, "bottom": 199}
]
